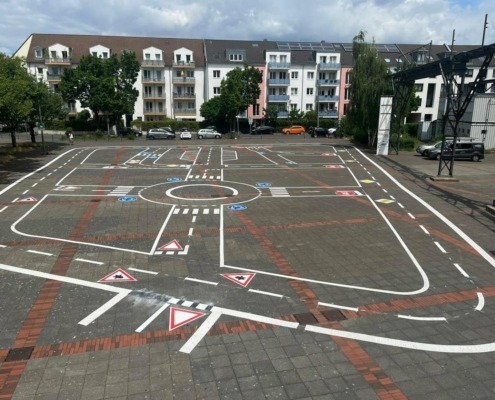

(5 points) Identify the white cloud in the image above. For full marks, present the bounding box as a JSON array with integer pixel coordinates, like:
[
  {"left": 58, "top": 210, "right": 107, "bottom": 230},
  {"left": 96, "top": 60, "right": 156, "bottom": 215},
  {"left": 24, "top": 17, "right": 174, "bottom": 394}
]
[{"left": 1, "top": 0, "right": 493, "bottom": 55}]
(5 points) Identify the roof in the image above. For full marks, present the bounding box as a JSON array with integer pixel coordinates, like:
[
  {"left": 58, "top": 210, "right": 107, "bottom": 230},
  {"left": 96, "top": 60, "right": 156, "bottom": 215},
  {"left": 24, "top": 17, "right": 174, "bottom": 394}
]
[{"left": 203, "top": 38, "right": 277, "bottom": 66}]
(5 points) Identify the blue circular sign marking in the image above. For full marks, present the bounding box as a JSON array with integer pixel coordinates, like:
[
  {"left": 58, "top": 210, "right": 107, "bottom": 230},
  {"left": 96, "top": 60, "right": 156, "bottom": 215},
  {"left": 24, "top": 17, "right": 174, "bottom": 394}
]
[
  {"left": 256, "top": 182, "right": 271, "bottom": 188},
  {"left": 167, "top": 177, "right": 183, "bottom": 182},
  {"left": 228, "top": 205, "right": 247, "bottom": 211},
  {"left": 118, "top": 196, "right": 137, "bottom": 202}
]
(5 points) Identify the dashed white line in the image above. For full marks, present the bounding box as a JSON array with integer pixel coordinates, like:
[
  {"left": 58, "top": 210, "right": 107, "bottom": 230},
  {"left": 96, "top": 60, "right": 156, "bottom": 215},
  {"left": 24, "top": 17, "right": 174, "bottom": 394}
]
[
  {"left": 397, "top": 315, "right": 447, "bottom": 322},
  {"left": 408, "top": 213, "right": 416, "bottom": 220},
  {"left": 0, "top": 206, "right": 7, "bottom": 213},
  {"left": 475, "top": 292, "right": 485, "bottom": 311},
  {"left": 248, "top": 289, "right": 283, "bottom": 298},
  {"left": 397, "top": 203, "right": 404, "bottom": 209},
  {"left": 454, "top": 263, "right": 470, "bottom": 278},
  {"left": 318, "top": 301, "right": 359, "bottom": 312},
  {"left": 135, "top": 303, "right": 170, "bottom": 333},
  {"left": 434, "top": 241, "right": 447, "bottom": 253},
  {"left": 0, "top": 244, "right": 7, "bottom": 248},
  {"left": 128, "top": 267, "right": 158, "bottom": 275},
  {"left": 192, "top": 216, "right": 197, "bottom": 223},
  {"left": 75, "top": 258, "right": 104, "bottom": 265},
  {"left": 12, "top": 197, "right": 19, "bottom": 203},
  {"left": 31, "top": 183, "right": 38, "bottom": 187},
  {"left": 419, "top": 225, "right": 430, "bottom": 235},
  {"left": 188, "top": 228, "right": 194, "bottom": 236},
  {"left": 27, "top": 250, "right": 53, "bottom": 256},
  {"left": 184, "top": 277, "right": 218, "bottom": 286}
]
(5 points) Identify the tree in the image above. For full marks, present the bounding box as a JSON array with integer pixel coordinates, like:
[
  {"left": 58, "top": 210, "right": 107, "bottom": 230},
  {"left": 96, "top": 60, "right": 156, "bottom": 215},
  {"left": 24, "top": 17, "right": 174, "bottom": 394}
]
[
  {"left": 347, "top": 31, "right": 392, "bottom": 146},
  {"left": 289, "top": 108, "right": 304, "bottom": 122},
  {"left": 303, "top": 110, "right": 317, "bottom": 127},
  {"left": 263, "top": 105, "right": 279, "bottom": 127},
  {"left": 0, "top": 54, "right": 34, "bottom": 147},
  {"left": 200, "top": 95, "right": 224, "bottom": 126},
  {"left": 60, "top": 51, "right": 139, "bottom": 129}
]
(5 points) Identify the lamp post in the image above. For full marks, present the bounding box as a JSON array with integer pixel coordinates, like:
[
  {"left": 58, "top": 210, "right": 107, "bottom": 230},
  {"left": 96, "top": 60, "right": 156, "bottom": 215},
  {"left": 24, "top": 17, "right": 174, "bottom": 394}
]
[{"left": 37, "top": 95, "right": 46, "bottom": 154}]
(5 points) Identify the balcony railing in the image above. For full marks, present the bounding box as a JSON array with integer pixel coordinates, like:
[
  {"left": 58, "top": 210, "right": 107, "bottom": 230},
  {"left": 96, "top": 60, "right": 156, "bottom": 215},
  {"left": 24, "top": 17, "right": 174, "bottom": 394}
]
[
  {"left": 318, "top": 95, "right": 339, "bottom": 102},
  {"left": 277, "top": 111, "right": 289, "bottom": 118},
  {"left": 142, "top": 77, "right": 165, "bottom": 83},
  {"left": 45, "top": 57, "right": 71, "bottom": 65},
  {"left": 144, "top": 108, "right": 166, "bottom": 115},
  {"left": 268, "top": 95, "right": 289, "bottom": 101},
  {"left": 174, "top": 108, "right": 196, "bottom": 115},
  {"left": 142, "top": 60, "right": 165, "bottom": 67},
  {"left": 173, "top": 61, "right": 195, "bottom": 67},
  {"left": 318, "top": 110, "right": 338, "bottom": 117},
  {"left": 268, "top": 78, "right": 290, "bottom": 86},
  {"left": 317, "top": 79, "right": 340, "bottom": 86},
  {"left": 46, "top": 73, "right": 61, "bottom": 81},
  {"left": 143, "top": 93, "right": 165, "bottom": 99},
  {"left": 173, "top": 77, "right": 195, "bottom": 84},
  {"left": 319, "top": 62, "right": 341, "bottom": 70},
  {"left": 173, "top": 93, "right": 195, "bottom": 99},
  {"left": 268, "top": 62, "right": 291, "bottom": 69}
]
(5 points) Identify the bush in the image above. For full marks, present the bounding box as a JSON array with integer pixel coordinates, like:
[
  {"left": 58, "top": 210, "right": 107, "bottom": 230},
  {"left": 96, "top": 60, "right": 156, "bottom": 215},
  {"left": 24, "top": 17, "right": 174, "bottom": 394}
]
[{"left": 390, "top": 134, "right": 416, "bottom": 150}]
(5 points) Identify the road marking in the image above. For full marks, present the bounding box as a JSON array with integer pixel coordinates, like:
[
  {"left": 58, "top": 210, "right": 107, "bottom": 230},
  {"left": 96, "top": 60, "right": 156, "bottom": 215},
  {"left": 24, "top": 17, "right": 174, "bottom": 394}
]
[
  {"left": 188, "top": 228, "right": 194, "bottom": 236},
  {"left": 27, "top": 250, "right": 53, "bottom": 256},
  {"left": 454, "top": 263, "right": 470, "bottom": 278},
  {"left": 128, "top": 267, "right": 158, "bottom": 275},
  {"left": 75, "top": 258, "right": 104, "bottom": 265},
  {"left": 184, "top": 277, "right": 218, "bottom": 286},
  {"left": 79, "top": 291, "right": 131, "bottom": 326},
  {"left": 398, "top": 315, "right": 447, "bottom": 321},
  {"left": 398, "top": 203, "right": 404, "bottom": 209},
  {"left": 12, "top": 197, "right": 19, "bottom": 203},
  {"left": 178, "top": 245, "right": 190, "bottom": 255},
  {"left": 149, "top": 206, "right": 176, "bottom": 254},
  {"left": 419, "top": 225, "right": 430, "bottom": 235},
  {"left": 32, "top": 183, "right": 38, "bottom": 187},
  {"left": 318, "top": 302, "right": 359, "bottom": 312},
  {"left": 213, "top": 306, "right": 299, "bottom": 329},
  {"left": 0, "top": 244, "right": 7, "bottom": 248},
  {"left": 0, "top": 206, "right": 8, "bottom": 213},
  {"left": 248, "top": 289, "right": 283, "bottom": 298},
  {"left": 135, "top": 303, "right": 170, "bottom": 333},
  {"left": 475, "top": 292, "right": 485, "bottom": 311},
  {"left": 192, "top": 209, "right": 199, "bottom": 214},
  {"left": 192, "top": 216, "right": 197, "bottom": 223},
  {"left": 180, "top": 309, "right": 223, "bottom": 354},
  {"left": 434, "top": 241, "right": 447, "bottom": 253},
  {"left": 408, "top": 212, "right": 416, "bottom": 220}
]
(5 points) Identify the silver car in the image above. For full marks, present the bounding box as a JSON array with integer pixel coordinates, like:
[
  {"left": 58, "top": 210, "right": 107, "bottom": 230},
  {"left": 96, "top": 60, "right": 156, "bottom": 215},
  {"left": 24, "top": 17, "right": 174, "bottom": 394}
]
[
  {"left": 197, "top": 129, "right": 222, "bottom": 139},
  {"left": 146, "top": 128, "right": 176, "bottom": 140}
]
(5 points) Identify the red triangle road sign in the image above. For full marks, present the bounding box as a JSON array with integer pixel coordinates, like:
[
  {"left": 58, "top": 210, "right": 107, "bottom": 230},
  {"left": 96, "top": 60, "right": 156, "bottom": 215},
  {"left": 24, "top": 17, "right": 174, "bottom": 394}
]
[
  {"left": 169, "top": 307, "right": 205, "bottom": 331},
  {"left": 98, "top": 268, "right": 137, "bottom": 282},
  {"left": 158, "top": 240, "right": 183, "bottom": 251},
  {"left": 17, "top": 197, "right": 38, "bottom": 202},
  {"left": 221, "top": 273, "right": 256, "bottom": 287}
]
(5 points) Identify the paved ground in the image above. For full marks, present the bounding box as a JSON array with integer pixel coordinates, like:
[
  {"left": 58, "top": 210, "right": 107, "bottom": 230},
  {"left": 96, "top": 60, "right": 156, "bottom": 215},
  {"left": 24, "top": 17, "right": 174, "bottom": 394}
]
[{"left": 0, "top": 134, "right": 494, "bottom": 399}]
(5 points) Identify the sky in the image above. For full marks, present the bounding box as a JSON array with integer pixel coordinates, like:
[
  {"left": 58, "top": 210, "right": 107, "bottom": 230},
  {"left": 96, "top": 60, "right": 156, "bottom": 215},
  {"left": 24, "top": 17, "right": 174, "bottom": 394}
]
[{"left": 1, "top": 0, "right": 494, "bottom": 56}]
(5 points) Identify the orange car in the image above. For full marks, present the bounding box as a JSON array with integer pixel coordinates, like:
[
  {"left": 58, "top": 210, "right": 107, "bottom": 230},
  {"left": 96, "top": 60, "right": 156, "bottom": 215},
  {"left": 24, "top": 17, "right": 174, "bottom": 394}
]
[{"left": 282, "top": 125, "right": 306, "bottom": 135}]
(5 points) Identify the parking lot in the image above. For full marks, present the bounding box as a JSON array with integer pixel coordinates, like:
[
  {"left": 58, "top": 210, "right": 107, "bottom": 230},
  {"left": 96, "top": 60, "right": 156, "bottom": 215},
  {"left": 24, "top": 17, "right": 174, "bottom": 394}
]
[{"left": 1, "top": 136, "right": 495, "bottom": 399}]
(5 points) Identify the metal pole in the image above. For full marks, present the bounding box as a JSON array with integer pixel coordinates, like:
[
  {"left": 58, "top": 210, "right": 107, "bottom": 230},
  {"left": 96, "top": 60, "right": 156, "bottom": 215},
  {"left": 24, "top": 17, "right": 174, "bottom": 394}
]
[
  {"left": 38, "top": 103, "right": 45, "bottom": 154},
  {"left": 482, "top": 14, "right": 488, "bottom": 46}
]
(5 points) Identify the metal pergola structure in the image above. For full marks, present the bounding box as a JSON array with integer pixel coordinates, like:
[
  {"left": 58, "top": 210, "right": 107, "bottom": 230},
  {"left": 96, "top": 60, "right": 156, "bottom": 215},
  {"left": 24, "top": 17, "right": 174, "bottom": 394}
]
[{"left": 391, "top": 42, "right": 495, "bottom": 177}]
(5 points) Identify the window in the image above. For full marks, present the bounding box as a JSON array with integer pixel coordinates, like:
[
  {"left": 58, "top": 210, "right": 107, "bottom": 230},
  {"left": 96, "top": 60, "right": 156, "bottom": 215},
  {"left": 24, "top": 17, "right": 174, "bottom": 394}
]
[
  {"left": 35, "top": 48, "right": 43, "bottom": 58},
  {"left": 280, "top": 55, "right": 287, "bottom": 63},
  {"left": 269, "top": 71, "right": 277, "bottom": 79},
  {"left": 345, "top": 88, "right": 350, "bottom": 100},
  {"left": 155, "top": 53, "right": 161, "bottom": 60},
  {"left": 158, "top": 102, "right": 164, "bottom": 112},
  {"left": 37, "top": 67, "right": 43, "bottom": 74},
  {"left": 319, "top": 56, "right": 327, "bottom": 63},
  {"left": 145, "top": 102, "right": 153, "bottom": 112},
  {"left": 62, "top": 51, "right": 68, "bottom": 59},
  {"left": 213, "top": 87, "right": 221, "bottom": 95},
  {"left": 186, "top": 70, "right": 194, "bottom": 78},
  {"left": 229, "top": 53, "right": 243, "bottom": 61},
  {"left": 415, "top": 84, "right": 424, "bottom": 92},
  {"left": 269, "top": 55, "right": 276, "bottom": 62},
  {"left": 145, "top": 53, "right": 151, "bottom": 60},
  {"left": 305, "top": 104, "right": 313, "bottom": 111},
  {"left": 465, "top": 69, "right": 473, "bottom": 77},
  {"left": 307, "top": 72, "right": 314, "bottom": 79},
  {"left": 92, "top": 52, "right": 97, "bottom": 57},
  {"left": 291, "top": 71, "right": 298, "bottom": 79},
  {"left": 291, "top": 88, "right": 298, "bottom": 95},
  {"left": 426, "top": 83, "right": 435, "bottom": 107},
  {"left": 329, "top": 56, "right": 337, "bottom": 64},
  {"left": 346, "top": 71, "right": 351, "bottom": 84},
  {"left": 144, "top": 86, "right": 152, "bottom": 96},
  {"left": 143, "top": 70, "right": 151, "bottom": 79},
  {"left": 290, "top": 104, "right": 297, "bottom": 110},
  {"left": 319, "top": 72, "right": 326, "bottom": 80},
  {"left": 213, "top": 70, "right": 220, "bottom": 78},
  {"left": 102, "top": 52, "right": 108, "bottom": 59},
  {"left": 253, "top": 104, "right": 260, "bottom": 115},
  {"left": 279, "top": 72, "right": 287, "bottom": 80},
  {"left": 306, "top": 88, "right": 313, "bottom": 95},
  {"left": 425, "top": 114, "right": 432, "bottom": 121},
  {"left": 176, "top": 54, "right": 181, "bottom": 63},
  {"left": 186, "top": 54, "right": 191, "bottom": 63}
]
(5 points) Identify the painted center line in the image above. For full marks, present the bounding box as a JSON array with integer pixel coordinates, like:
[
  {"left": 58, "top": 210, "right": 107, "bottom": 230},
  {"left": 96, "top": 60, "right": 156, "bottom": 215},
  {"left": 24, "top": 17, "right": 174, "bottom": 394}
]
[
  {"left": 318, "top": 301, "right": 359, "bottom": 312},
  {"left": 27, "top": 250, "right": 53, "bottom": 256},
  {"left": 248, "top": 289, "right": 283, "bottom": 298},
  {"left": 75, "top": 258, "right": 104, "bottom": 265},
  {"left": 454, "top": 263, "right": 470, "bottom": 278},
  {"left": 434, "top": 241, "right": 447, "bottom": 253}
]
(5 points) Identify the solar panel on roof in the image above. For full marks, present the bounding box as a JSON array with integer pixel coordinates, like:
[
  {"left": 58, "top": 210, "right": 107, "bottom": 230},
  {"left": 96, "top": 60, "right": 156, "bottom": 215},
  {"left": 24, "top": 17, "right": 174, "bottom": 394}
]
[{"left": 341, "top": 44, "right": 353, "bottom": 51}]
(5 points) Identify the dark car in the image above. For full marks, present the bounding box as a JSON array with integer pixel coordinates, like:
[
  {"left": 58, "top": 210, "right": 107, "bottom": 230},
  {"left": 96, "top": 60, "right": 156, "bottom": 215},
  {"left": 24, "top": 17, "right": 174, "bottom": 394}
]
[
  {"left": 118, "top": 127, "right": 142, "bottom": 137},
  {"left": 146, "top": 128, "right": 176, "bottom": 140},
  {"left": 252, "top": 126, "right": 274, "bottom": 135},
  {"left": 427, "top": 140, "right": 484, "bottom": 161},
  {"left": 311, "top": 127, "right": 328, "bottom": 138}
]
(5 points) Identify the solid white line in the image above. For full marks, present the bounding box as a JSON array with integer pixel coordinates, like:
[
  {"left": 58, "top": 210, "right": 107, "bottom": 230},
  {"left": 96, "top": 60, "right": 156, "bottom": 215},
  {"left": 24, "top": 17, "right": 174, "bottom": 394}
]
[
  {"left": 318, "top": 301, "right": 359, "bottom": 312},
  {"left": 75, "top": 258, "right": 104, "bottom": 265},
  {"left": 79, "top": 291, "right": 130, "bottom": 326},
  {"left": 434, "top": 241, "right": 447, "bottom": 253},
  {"left": 180, "top": 310, "right": 222, "bottom": 354},
  {"left": 219, "top": 206, "right": 225, "bottom": 267},
  {"left": 419, "top": 225, "right": 430, "bottom": 235},
  {"left": 128, "top": 267, "right": 158, "bottom": 275},
  {"left": 398, "top": 314, "right": 447, "bottom": 321},
  {"left": 475, "top": 292, "right": 485, "bottom": 311},
  {"left": 27, "top": 250, "right": 53, "bottom": 256},
  {"left": 213, "top": 306, "right": 299, "bottom": 329},
  {"left": 248, "top": 289, "right": 283, "bottom": 298},
  {"left": 149, "top": 205, "right": 176, "bottom": 255},
  {"left": 135, "top": 303, "right": 170, "bottom": 332},
  {"left": 453, "top": 263, "right": 470, "bottom": 278},
  {"left": 56, "top": 167, "right": 77, "bottom": 187},
  {"left": 0, "top": 206, "right": 8, "bottom": 213},
  {"left": 184, "top": 277, "right": 218, "bottom": 286}
]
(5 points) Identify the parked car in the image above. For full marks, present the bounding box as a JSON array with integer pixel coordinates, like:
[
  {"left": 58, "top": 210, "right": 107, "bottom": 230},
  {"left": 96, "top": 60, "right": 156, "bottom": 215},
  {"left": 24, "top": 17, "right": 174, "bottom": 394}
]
[
  {"left": 158, "top": 126, "right": 175, "bottom": 134},
  {"left": 118, "top": 126, "right": 142, "bottom": 137},
  {"left": 427, "top": 140, "right": 484, "bottom": 161},
  {"left": 311, "top": 127, "right": 328, "bottom": 138},
  {"left": 146, "top": 128, "right": 176, "bottom": 140},
  {"left": 282, "top": 125, "right": 305, "bottom": 135},
  {"left": 252, "top": 126, "right": 275, "bottom": 135},
  {"left": 179, "top": 128, "right": 192, "bottom": 140},
  {"left": 197, "top": 128, "right": 222, "bottom": 139},
  {"left": 416, "top": 140, "right": 445, "bottom": 156}
]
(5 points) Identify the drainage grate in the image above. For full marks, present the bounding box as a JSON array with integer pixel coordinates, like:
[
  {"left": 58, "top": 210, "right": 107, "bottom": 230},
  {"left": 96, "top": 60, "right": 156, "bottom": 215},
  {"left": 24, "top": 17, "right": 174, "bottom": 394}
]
[
  {"left": 90, "top": 199, "right": 102, "bottom": 202},
  {"left": 321, "top": 309, "right": 347, "bottom": 322},
  {"left": 293, "top": 312, "right": 318, "bottom": 324},
  {"left": 5, "top": 347, "right": 34, "bottom": 362}
]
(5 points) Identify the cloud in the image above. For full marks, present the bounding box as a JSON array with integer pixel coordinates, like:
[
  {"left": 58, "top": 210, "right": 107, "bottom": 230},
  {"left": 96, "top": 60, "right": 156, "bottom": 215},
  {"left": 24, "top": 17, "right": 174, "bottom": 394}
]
[{"left": 1, "top": 0, "right": 493, "bottom": 55}]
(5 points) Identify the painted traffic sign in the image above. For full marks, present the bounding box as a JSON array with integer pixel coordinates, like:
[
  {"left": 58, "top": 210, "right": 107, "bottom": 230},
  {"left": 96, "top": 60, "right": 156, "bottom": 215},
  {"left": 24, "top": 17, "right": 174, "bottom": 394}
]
[
  {"left": 221, "top": 273, "right": 256, "bottom": 287},
  {"left": 98, "top": 269, "right": 137, "bottom": 282},
  {"left": 325, "top": 165, "right": 344, "bottom": 169},
  {"left": 256, "top": 182, "right": 271, "bottom": 187},
  {"left": 169, "top": 307, "right": 205, "bottom": 331},
  {"left": 16, "top": 197, "right": 38, "bottom": 202},
  {"left": 167, "top": 177, "right": 182, "bottom": 182},
  {"left": 118, "top": 196, "right": 137, "bottom": 202},
  {"left": 158, "top": 240, "right": 183, "bottom": 251},
  {"left": 228, "top": 205, "right": 247, "bottom": 211}
]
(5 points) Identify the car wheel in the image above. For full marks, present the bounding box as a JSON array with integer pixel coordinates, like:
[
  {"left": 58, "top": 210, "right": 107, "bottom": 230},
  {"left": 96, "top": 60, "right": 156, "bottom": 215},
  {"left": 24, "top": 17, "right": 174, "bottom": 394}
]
[
  {"left": 198, "top": 135, "right": 203, "bottom": 139},
  {"left": 149, "top": 136, "right": 155, "bottom": 140},
  {"left": 435, "top": 153, "right": 440, "bottom": 160},
  {"left": 215, "top": 135, "right": 221, "bottom": 139},
  {"left": 472, "top": 154, "right": 480, "bottom": 162},
  {"left": 326, "top": 134, "right": 329, "bottom": 138}
]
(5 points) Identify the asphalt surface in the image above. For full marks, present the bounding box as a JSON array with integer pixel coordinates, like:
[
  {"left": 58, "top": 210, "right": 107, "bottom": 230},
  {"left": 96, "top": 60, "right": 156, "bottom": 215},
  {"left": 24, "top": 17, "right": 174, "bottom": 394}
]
[{"left": 0, "top": 134, "right": 494, "bottom": 400}]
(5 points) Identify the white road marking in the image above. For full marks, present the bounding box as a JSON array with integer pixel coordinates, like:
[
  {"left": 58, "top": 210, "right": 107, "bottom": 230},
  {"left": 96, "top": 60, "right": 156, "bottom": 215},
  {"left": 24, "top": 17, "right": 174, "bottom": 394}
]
[
  {"left": 79, "top": 291, "right": 131, "bottom": 326},
  {"left": 318, "top": 302, "right": 359, "bottom": 312},
  {"left": 75, "top": 258, "right": 104, "bottom": 265},
  {"left": 188, "top": 228, "right": 194, "bottom": 236},
  {"left": 22, "top": 190, "right": 29, "bottom": 195},
  {"left": 248, "top": 289, "right": 283, "bottom": 298},
  {"left": 213, "top": 306, "right": 299, "bottom": 329},
  {"left": 178, "top": 245, "right": 190, "bottom": 255},
  {"left": 419, "top": 225, "right": 430, "bottom": 235},
  {"left": 128, "top": 267, "right": 158, "bottom": 275},
  {"left": 31, "top": 183, "right": 38, "bottom": 187},
  {"left": 475, "top": 292, "right": 485, "bottom": 311},
  {"left": 398, "top": 203, "right": 404, "bottom": 209},
  {"left": 27, "top": 250, "right": 53, "bottom": 256},
  {"left": 214, "top": 208, "right": 220, "bottom": 214},
  {"left": 12, "top": 198, "right": 19, "bottom": 203},
  {"left": 184, "top": 277, "right": 218, "bottom": 286},
  {"left": 192, "top": 209, "right": 199, "bottom": 214},
  {"left": 408, "top": 213, "right": 416, "bottom": 220},
  {"left": 398, "top": 315, "right": 447, "bottom": 321},
  {"left": 203, "top": 209, "right": 210, "bottom": 214},
  {"left": 434, "top": 241, "right": 447, "bottom": 253},
  {"left": 192, "top": 216, "right": 197, "bottom": 222},
  {"left": 0, "top": 206, "right": 8, "bottom": 213},
  {"left": 454, "top": 263, "right": 470, "bottom": 278},
  {"left": 135, "top": 303, "right": 170, "bottom": 333},
  {"left": 180, "top": 309, "right": 223, "bottom": 354},
  {"left": 0, "top": 244, "right": 7, "bottom": 248},
  {"left": 149, "top": 206, "right": 176, "bottom": 255}
]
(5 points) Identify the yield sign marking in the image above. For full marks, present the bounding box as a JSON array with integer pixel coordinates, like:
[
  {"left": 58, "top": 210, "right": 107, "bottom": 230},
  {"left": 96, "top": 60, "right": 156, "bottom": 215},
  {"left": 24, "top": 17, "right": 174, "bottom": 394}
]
[
  {"left": 17, "top": 197, "right": 38, "bottom": 202},
  {"left": 169, "top": 307, "right": 205, "bottom": 331},
  {"left": 98, "top": 268, "right": 137, "bottom": 282},
  {"left": 221, "top": 273, "right": 256, "bottom": 287},
  {"left": 158, "top": 240, "right": 183, "bottom": 251}
]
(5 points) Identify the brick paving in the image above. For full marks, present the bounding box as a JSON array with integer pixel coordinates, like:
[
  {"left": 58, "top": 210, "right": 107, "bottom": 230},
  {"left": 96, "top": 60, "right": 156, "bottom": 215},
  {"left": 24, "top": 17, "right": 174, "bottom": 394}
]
[{"left": 0, "top": 135, "right": 494, "bottom": 399}]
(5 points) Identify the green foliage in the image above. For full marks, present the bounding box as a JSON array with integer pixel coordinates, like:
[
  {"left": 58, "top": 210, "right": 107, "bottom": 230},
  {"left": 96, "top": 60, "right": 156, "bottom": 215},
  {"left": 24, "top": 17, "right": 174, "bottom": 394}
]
[
  {"left": 390, "top": 134, "right": 416, "bottom": 150},
  {"left": 263, "top": 105, "right": 279, "bottom": 127},
  {"left": 76, "top": 110, "right": 91, "bottom": 121},
  {"left": 289, "top": 108, "right": 304, "bottom": 121},
  {"left": 200, "top": 96, "right": 225, "bottom": 126}
]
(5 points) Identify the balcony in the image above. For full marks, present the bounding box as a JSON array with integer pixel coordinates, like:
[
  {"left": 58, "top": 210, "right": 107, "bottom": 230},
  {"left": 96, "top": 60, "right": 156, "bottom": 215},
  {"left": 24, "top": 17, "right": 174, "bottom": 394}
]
[
  {"left": 45, "top": 57, "right": 71, "bottom": 65},
  {"left": 142, "top": 60, "right": 165, "bottom": 67},
  {"left": 144, "top": 107, "right": 166, "bottom": 116},
  {"left": 173, "top": 77, "right": 195, "bottom": 84},
  {"left": 46, "top": 73, "right": 61, "bottom": 82},
  {"left": 318, "top": 110, "right": 338, "bottom": 118},
  {"left": 317, "top": 79, "right": 340, "bottom": 86},
  {"left": 142, "top": 77, "right": 165, "bottom": 84},
  {"left": 174, "top": 108, "right": 196, "bottom": 116},
  {"left": 143, "top": 93, "right": 165, "bottom": 100},
  {"left": 277, "top": 111, "right": 289, "bottom": 118},
  {"left": 268, "top": 78, "right": 290, "bottom": 86},
  {"left": 268, "top": 95, "right": 289, "bottom": 102},
  {"left": 173, "top": 61, "right": 195, "bottom": 68},
  {"left": 173, "top": 93, "right": 195, "bottom": 100},
  {"left": 318, "top": 95, "right": 339, "bottom": 102},
  {"left": 268, "top": 62, "right": 291, "bottom": 69},
  {"left": 319, "top": 63, "right": 341, "bottom": 70}
]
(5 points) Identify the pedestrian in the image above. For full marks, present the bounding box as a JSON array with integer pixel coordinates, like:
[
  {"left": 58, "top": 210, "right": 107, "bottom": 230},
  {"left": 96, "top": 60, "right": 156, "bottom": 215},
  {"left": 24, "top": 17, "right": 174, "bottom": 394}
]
[{"left": 69, "top": 132, "right": 74, "bottom": 145}]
